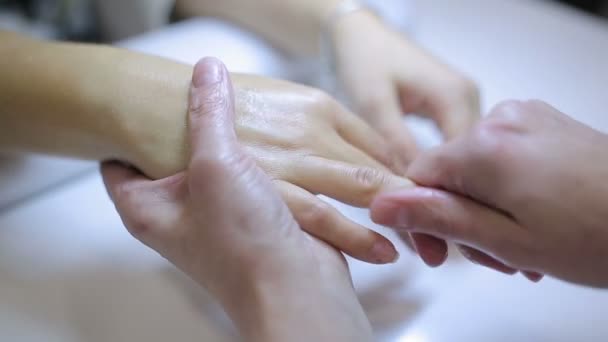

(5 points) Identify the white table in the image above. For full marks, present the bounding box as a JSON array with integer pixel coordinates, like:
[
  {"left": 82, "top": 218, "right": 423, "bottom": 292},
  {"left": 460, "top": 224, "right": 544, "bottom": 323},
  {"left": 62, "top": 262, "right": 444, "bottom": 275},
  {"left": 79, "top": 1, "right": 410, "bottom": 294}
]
[{"left": 1, "top": 1, "right": 608, "bottom": 341}]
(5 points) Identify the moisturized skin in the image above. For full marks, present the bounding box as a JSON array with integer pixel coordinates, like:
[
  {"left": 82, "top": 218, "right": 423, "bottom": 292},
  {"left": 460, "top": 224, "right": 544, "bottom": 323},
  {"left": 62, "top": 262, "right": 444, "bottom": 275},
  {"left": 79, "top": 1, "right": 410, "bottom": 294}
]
[
  {"left": 372, "top": 100, "right": 608, "bottom": 287},
  {"left": 0, "top": 31, "right": 412, "bottom": 264},
  {"left": 174, "top": 0, "right": 480, "bottom": 256},
  {"left": 176, "top": 0, "right": 481, "bottom": 169},
  {"left": 103, "top": 58, "right": 374, "bottom": 341}
]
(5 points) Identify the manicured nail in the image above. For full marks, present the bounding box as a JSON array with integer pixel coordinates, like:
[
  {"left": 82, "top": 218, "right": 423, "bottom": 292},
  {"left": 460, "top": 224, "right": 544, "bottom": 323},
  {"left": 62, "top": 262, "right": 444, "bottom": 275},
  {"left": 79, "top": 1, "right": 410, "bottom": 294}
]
[
  {"left": 193, "top": 57, "right": 223, "bottom": 88},
  {"left": 370, "top": 240, "right": 399, "bottom": 264}
]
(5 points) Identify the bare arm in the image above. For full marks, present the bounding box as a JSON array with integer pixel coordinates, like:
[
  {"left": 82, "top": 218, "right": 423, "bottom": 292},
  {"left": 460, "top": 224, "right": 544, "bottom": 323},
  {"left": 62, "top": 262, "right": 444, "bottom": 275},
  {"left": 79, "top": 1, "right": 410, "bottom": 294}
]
[
  {"left": 0, "top": 30, "right": 192, "bottom": 178},
  {"left": 175, "top": 0, "right": 342, "bottom": 56}
]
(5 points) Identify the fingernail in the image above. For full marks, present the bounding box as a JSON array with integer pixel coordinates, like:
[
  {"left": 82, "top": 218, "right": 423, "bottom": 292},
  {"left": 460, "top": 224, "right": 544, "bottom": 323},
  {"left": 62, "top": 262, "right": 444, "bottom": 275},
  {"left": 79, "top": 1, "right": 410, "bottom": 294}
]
[
  {"left": 413, "top": 237, "right": 448, "bottom": 268},
  {"left": 523, "top": 271, "right": 544, "bottom": 283},
  {"left": 370, "top": 240, "right": 399, "bottom": 264},
  {"left": 193, "top": 57, "right": 223, "bottom": 88},
  {"left": 422, "top": 246, "right": 448, "bottom": 267}
]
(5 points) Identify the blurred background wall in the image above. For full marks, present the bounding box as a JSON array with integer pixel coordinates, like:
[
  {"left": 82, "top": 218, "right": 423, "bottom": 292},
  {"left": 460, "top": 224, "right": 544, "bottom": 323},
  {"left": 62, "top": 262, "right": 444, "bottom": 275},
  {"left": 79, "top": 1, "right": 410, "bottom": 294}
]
[{"left": 0, "top": 0, "right": 607, "bottom": 43}]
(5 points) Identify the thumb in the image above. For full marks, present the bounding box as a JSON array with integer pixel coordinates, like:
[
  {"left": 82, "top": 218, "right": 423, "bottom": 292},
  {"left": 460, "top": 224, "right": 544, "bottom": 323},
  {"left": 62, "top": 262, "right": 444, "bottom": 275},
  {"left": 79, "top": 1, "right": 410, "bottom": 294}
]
[
  {"left": 370, "top": 187, "right": 532, "bottom": 269},
  {"left": 188, "top": 57, "right": 238, "bottom": 162}
]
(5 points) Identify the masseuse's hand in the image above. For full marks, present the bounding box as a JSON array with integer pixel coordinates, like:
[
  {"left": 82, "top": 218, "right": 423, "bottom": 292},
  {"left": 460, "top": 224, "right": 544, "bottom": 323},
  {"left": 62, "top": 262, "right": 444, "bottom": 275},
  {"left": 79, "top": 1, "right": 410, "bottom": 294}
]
[
  {"left": 330, "top": 10, "right": 480, "bottom": 169},
  {"left": 102, "top": 58, "right": 373, "bottom": 341},
  {"left": 371, "top": 100, "right": 608, "bottom": 287}
]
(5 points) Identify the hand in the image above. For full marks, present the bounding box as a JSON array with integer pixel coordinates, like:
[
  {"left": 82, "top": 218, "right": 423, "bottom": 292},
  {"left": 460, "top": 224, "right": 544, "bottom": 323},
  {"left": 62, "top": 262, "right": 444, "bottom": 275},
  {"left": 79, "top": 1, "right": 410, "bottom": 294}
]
[
  {"left": 233, "top": 74, "right": 414, "bottom": 264},
  {"left": 371, "top": 100, "right": 608, "bottom": 287},
  {"left": 102, "top": 58, "right": 373, "bottom": 341},
  {"left": 329, "top": 11, "right": 479, "bottom": 260},
  {"left": 330, "top": 10, "right": 480, "bottom": 168},
  {"left": 131, "top": 71, "right": 415, "bottom": 265}
]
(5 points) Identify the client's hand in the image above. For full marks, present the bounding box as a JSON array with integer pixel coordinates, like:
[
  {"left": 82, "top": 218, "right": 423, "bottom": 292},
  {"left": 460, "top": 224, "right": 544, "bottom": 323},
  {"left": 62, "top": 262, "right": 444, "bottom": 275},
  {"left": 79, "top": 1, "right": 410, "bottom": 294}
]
[
  {"left": 330, "top": 10, "right": 480, "bottom": 168},
  {"left": 132, "top": 68, "right": 413, "bottom": 264},
  {"left": 102, "top": 58, "right": 373, "bottom": 341},
  {"left": 371, "top": 100, "right": 608, "bottom": 287}
]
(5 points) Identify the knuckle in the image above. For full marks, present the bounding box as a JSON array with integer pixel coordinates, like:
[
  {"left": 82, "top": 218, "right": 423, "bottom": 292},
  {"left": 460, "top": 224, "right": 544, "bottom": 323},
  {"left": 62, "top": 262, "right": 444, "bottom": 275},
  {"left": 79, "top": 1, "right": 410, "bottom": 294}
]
[
  {"left": 306, "top": 88, "right": 334, "bottom": 109},
  {"left": 470, "top": 119, "right": 518, "bottom": 164},
  {"left": 190, "top": 86, "right": 230, "bottom": 118},
  {"left": 449, "top": 75, "right": 479, "bottom": 99},
  {"left": 351, "top": 167, "right": 388, "bottom": 198},
  {"left": 487, "top": 100, "right": 529, "bottom": 131},
  {"left": 299, "top": 88, "right": 341, "bottom": 121}
]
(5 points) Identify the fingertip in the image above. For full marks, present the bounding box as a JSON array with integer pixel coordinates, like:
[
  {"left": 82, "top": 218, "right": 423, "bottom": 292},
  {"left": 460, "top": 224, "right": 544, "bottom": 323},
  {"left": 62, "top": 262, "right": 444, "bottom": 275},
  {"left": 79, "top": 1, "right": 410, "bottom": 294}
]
[
  {"left": 192, "top": 57, "right": 225, "bottom": 88},
  {"left": 411, "top": 233, "right": 448, "bottom": 267},
  {"left": 369, "top": 236, "right": 400, "bottom": 264},
  {"left": 523, "top": 271, "right": 544, "bottom": 283}
]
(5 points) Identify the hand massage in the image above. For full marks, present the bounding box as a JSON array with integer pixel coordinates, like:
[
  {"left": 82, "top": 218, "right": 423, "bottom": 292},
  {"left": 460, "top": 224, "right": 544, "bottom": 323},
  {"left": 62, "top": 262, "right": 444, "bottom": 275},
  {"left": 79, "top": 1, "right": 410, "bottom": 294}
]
[{"left": 1, "top": 0, "right": 608, "bottom": 340}]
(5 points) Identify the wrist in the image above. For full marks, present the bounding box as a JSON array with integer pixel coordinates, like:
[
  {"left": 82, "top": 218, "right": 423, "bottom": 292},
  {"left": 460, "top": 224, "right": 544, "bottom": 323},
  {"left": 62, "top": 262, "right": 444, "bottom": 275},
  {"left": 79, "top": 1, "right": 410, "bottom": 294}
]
[
  {"left": 211, "top": 248, "right": 372, "bottom": 342},
  {"left": 110, "top": 53, "right": 192, "bottom": 178},
  {"left": 226, "top": 275, "right": 371, "bottom": 342}
]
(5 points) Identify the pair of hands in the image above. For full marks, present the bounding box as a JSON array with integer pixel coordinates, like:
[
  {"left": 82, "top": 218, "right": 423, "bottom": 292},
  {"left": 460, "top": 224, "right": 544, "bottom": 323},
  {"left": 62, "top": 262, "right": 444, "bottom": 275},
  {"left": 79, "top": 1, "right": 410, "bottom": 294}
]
[
  {"left": 127, "top": 19, "right": 479, "bottom": 266},
  {"left": 102, "top": 15, "right": 482, "bottom": 338},
  {"left": 103, "top": 58, "right": 373, "bottom": 341},
  {"left": 372, "top": 100, "right": 608, "bottom": 288},
  {"left": 331, "top": 11, "right": 608, "bottom": 287}
]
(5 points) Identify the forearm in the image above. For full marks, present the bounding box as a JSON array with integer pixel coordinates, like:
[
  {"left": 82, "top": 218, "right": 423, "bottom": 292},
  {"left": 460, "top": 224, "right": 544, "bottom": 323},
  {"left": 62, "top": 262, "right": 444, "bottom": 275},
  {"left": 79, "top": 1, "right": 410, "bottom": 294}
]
[
  {"left": 0, "top": 31, "right": 191, "bottom": 178},
  {"left": 175, "top": 0, "right": 342, "bottom": 56}
]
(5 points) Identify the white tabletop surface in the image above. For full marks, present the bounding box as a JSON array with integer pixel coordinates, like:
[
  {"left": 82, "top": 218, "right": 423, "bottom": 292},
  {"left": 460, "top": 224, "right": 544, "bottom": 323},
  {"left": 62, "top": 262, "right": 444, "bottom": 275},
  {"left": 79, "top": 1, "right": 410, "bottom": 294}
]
[{"left": 2, "top": 1, "right": 608, "bottom": 341}]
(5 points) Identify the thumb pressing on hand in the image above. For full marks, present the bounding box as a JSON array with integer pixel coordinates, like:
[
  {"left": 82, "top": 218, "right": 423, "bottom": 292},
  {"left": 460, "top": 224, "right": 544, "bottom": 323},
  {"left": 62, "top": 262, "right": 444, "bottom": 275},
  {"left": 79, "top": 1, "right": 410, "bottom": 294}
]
[{"left": 187, "top": 57, "right": 239, "bottom": 164}]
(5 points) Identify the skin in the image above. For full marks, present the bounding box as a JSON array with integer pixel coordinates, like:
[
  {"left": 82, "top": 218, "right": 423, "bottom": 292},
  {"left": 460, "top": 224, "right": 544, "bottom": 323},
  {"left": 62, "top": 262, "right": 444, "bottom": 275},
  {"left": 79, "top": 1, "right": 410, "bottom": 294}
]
[
  {"left": 330, "top": 10, "right": 480, "bottom": 168},
  {"left": 371, "top": 100, "right": 608, "bottom": 288},
  {"left": 174, "top": 0, "right": 480, "bottom": 254},
  {"left": 175, "top": 0, "right": 481, "bottom": 169},
  {"left": 102, "top": 58, "right": 374, "bottom": 341},
  {"left": 0, "top": 31, "right": 413, "bottom": 264}
]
